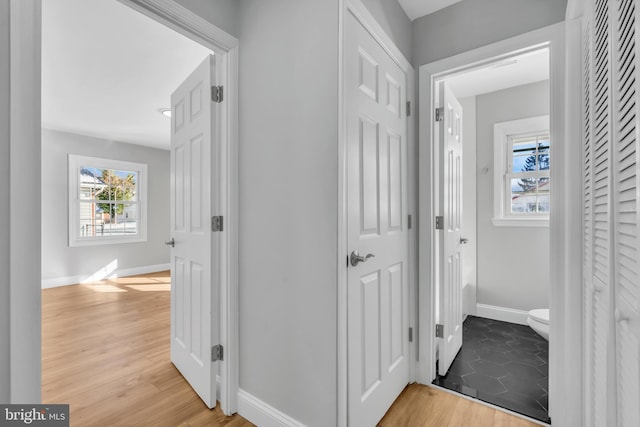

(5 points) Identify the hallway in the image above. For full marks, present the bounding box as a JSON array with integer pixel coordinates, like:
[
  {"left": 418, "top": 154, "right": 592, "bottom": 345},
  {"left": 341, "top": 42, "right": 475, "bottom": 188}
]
[{"left": 43, "top": 272, "right": 542, "bottom": 426}]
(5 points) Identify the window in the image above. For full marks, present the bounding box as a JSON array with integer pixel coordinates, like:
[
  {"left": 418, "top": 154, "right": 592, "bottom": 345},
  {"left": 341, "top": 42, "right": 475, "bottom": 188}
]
[
  {"left": 69, "top": 155, "right": 147, "bottom": 246},
  {"left": 493, "top": 116, "right": 550, "bottom": 227}
]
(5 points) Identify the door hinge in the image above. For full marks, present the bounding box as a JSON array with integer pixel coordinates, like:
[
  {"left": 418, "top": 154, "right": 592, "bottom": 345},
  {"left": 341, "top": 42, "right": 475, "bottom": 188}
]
[
  {"left": 435, "top": 324, "right": 444, "bottom": 338},
  {"left": 435, "top": 216, "right": 444, "bottom": 230},
  {"left": 435, "top": 107, "right": 444, "bottom": 122},
  {"left": 406, "top": 101, "right": 411, "bottom": 117},
  {"left": 212, "top": 216, "right": 224, "bottom": 232},
  {"left": 211, "top": 344, "right": 224, "bottom": 362},
  {"left": 408, "top": 327, "right": 413, "bottom": 343},
  {"left": 211, "top": 85, "right": 224, "bottom": 103}
]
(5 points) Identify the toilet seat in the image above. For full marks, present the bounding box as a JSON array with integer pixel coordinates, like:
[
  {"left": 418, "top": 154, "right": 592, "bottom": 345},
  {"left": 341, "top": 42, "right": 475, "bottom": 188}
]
[{"left": 528, "top": 308, "right": 549, "bottom": 325}]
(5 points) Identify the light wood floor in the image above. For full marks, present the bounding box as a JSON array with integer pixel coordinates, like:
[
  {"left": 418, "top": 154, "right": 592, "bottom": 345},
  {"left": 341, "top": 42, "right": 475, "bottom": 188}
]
[
  {"left": 43, "top": 271, "right": 540, "bottom": 427},
  {"left": 42, "top": 271, "right": 253, "bottom": 427},
  {"left": 379, "top": 384, "right": 541, "bottom": 427}
]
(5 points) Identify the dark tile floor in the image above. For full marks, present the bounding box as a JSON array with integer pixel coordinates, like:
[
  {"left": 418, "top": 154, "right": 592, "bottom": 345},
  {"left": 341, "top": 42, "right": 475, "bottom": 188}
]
[{"left": 433, "top": 315, "right": 550, "bottom": 424}]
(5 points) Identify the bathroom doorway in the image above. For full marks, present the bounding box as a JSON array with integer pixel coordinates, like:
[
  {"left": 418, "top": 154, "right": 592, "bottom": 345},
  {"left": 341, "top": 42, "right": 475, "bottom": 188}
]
[{"left": 426, "top": 46, "right": 552, "bottom": 424}]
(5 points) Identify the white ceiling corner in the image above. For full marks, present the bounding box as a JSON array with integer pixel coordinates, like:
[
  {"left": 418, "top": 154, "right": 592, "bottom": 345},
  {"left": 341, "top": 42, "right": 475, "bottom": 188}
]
[
  {"left": 42, "top": 0, "right": 213, "bottom": 150},
  {"left": 397, "top": 0, "right": 463, "bottom": 21},
  {"left": 444, "top": 49, "right": 550, "bottom": 99}
]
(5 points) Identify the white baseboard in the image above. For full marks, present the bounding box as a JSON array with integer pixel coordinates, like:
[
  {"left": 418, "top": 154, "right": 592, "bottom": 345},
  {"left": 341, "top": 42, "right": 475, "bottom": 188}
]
[
  {"left": 237, "top": 389, "right": 307, "bottom": 427},
  {"left": 41, "top": 263, "right": 170, "bottom": 289},
  {"left": 476, "top": 303, "right": 529, "bottom": 325}
]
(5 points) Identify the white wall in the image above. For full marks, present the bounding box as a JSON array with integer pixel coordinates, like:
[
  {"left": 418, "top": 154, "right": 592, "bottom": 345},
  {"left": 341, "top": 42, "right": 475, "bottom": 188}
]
[
  {"left": 174, "top": 0, "right": 239, "bottom": 38},
  {"left": 41, "top": 129, "right": 170, "bottom": 285},
  {"left": 360, "top": 0, "right": 412, "bottom": 60},
  {"left": 475, "top": 80, "right": 550, "bottom": 311},
  {"left": 411, "top": 0, "right": 567, "bottom": 66},
  {"left": 459, "top": 96, "right": 477, "bottom": 316},
  {"left": 237, "top": 1, "right": 338, "bottom": 425},
  {"left": 0, "top": 0, "right": 10, "bottom": 403},
  {"left": 1, "top": 0, "right": 42, "bottom": 403}
]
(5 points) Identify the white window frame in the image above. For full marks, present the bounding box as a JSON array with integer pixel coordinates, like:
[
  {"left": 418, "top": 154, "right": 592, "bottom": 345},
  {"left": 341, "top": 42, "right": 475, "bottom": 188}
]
[
  {"left": 68, "top": 155, "right": 148, "bottom": 246},
  {"left": 493, "top": 115, "right": 550, "bottom": 227}
]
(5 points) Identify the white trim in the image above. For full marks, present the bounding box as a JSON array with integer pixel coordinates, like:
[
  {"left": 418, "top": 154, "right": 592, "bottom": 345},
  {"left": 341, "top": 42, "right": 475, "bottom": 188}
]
[
  {"left": 8, "top": 0, "right": 240, "bottom": 413},
  {"left": 555, "top": 14, "right": 585, "bottom": 426},
  {"left": 115, "top": 0, "right": 238, "bottom": 53},
  {"left": 237, "top": 389, "right": 307, "bottom": 427},
  {"left": 41, "top": 263, "right": 170, "bottom": 289},
  {"left": 9, "top": 0, "right": 42, "bottom": 403},
  {"left": 68, "top": 155, "right": 148, "bottom": 247},
  {"left": 475, "top": 303, "right": 530, "bottom": 325},
  {"left": 418, "top": 23, "right": 569, "bottom": 424},
  {"left": 492, "top": 115, "right": 551, "bottom": 225},
  {"left": 338, "top": 1, "right": 415, "bottom": 426},
  {"left": 115, "top": 0, "right": 240, "bottom": 415},
  {"left": 491, "top": 218, "right": 550, "bottom": 227}
]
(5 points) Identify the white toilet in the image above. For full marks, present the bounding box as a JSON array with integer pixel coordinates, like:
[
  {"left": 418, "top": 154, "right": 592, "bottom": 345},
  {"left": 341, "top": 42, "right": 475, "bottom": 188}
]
[{"left": 527, "top": 309, "right": 549, "bottom": 340}]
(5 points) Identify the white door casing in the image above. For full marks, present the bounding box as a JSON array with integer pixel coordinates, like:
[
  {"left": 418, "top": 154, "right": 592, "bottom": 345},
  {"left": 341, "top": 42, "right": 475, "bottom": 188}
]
[
  {"left": 345, "top": 8, "right": 410, "bottom": 426},
  {"left": 170, "top": 54, "right": 220, "bottom": 409},
  {"left": 437, "top": 81, "right": 464, "bottom": 376}
]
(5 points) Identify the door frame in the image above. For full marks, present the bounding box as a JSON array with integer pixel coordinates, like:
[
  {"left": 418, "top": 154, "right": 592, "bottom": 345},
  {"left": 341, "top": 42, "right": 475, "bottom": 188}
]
[
  {"left": 119, "top": 0, "right": 239, "bottom": 414},
  {"left": 9, "top": 0, "right": 240, "bottom": 414},
  {"left": 417, "top": 22, "right": 583, "bottom": 425},
  {"left": 338, "top": 1, "right": 416, "bottom": 425}
]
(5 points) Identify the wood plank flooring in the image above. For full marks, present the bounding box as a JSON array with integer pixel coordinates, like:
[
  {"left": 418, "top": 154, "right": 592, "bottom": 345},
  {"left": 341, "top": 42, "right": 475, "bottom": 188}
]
[
  {"left": 42, "top": 271, "right": 253, "bottom": 427},
  {"left": 379, "top": 384, "right": 542, "bottom": 427},
  {"left": 43, "top": 271, "right": 540, "bottom": 427}
]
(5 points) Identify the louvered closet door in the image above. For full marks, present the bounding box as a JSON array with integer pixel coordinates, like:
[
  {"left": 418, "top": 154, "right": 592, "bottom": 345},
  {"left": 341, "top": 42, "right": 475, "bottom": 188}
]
[
  {"left": 613, "top": 1, "right": 640, "bottom": 425},
  {"left": 583, "top": 1, "right": 640, "bottom": 426},
  {"left": 585, "top": 1, "right": 615, "bottom": 426}
]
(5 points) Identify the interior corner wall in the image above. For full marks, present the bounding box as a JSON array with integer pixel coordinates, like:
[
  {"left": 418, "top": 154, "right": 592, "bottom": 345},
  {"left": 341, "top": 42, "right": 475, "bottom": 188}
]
[
  {"left": 237, "top": 0, "right": 338, "bottom": 425},
  {"left": 359, "top": 0, "right": 412, "bottom": 60},
  {"left": 411, "top": 0, "right": 567, "bottom": 66},
  {"left": 459, "top": 96, "right": 477, "bottom": 316},
  {"left": 174, "top": 0, "right": 239, "bottom": 38},
  {"left": 41, "top": 129, "right": 170, "bottom": 284},
  {"left": 0, "top": 0, "right": 10, "bottom": 403},
  {"left": 475, "top": 80, "right": 550, "bottom": 311}
]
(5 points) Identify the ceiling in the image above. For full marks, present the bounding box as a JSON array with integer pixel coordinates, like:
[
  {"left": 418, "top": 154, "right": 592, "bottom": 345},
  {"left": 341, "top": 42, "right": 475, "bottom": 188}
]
[
  {"left": 42, "top": 0, "right": 547, "bottom": 150},
  {"left": 42, "top": 0, "right": 212, "bottom": 149},
  {"left": 397, "top": 0, "right": 463, "bottom": 21},
  {"left": 445, "top": 48, "right": 550, "bottom": 99}
]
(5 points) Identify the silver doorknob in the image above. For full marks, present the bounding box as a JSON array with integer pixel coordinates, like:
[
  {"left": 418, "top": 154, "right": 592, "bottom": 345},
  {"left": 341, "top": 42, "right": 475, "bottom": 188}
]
[
  {"left": 460, "top": 237, "right": 469, "bottom": 244},
  {"left": 350, "top": 250, "right": 375, "bottom": 267},
  {"left": 165, "top": 238, "right": 175, "bottom": 247}
]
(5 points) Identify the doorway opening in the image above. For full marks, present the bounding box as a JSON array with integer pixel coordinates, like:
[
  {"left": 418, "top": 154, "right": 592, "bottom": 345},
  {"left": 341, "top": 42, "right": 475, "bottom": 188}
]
[
  {"left": 39, "top": 0, "right": 239, "bottom": 417},
  {"left": 418, "top": 23, "right": 565, "bottom": 427},
  {"left": 431, "top": 47, "right": 551, "bottom": 423}
]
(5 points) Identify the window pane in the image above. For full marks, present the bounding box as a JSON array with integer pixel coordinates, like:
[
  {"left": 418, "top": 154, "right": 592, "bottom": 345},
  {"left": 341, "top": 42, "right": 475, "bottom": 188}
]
[
  {"left": 538, "top": 141, "right": 550, "bottom": 171},
  {"left": 537, "top": 178, "right": 551, "bottom": 212},
  {"left": 79, "top": 201, "right": 99, "bottom": 237},
  {"left": 511, "top": 178, "right": 538, "bottom": 213},
  {"left": 537, "top": 194, "right": 551, "bottom": 212},
  {"left": 104, "top": 203, "right": 138, "bottom": 236},
  {"left": 511, "top": 156, "right": 529, "bottom": 173},
  {"left": 512, "top": 139, "right": 537, "bottom": 155}
]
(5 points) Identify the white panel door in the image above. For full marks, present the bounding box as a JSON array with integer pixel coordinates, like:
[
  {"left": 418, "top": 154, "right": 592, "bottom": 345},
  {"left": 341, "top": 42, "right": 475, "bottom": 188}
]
[
  {"left": 437, "top": 81, "right": 464, "bottom": 376},
  {"left": 169, "top": 55, "right": 219, "bottom": 409},
  {"left": 346, "top": 10, "right": 410, "bottom": 427}
]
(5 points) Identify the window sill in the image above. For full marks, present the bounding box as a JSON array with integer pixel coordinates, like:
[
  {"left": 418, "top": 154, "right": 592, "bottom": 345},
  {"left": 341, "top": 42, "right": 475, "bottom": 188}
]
[
  {"left": 492, "top": 217, "right": 549, "bottom": 228},
  {"left": 69, "top": 235, "right": 147, "bottom": 247}
]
